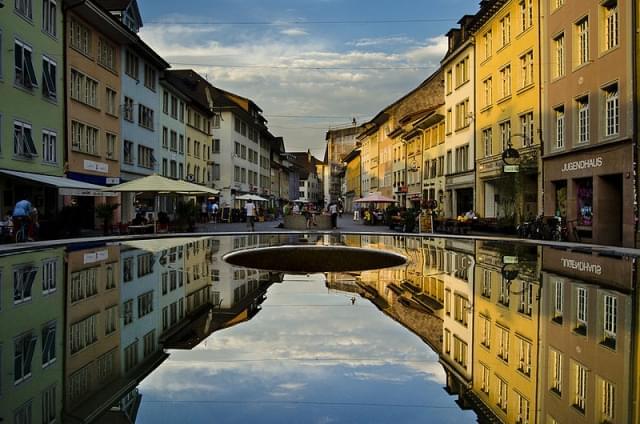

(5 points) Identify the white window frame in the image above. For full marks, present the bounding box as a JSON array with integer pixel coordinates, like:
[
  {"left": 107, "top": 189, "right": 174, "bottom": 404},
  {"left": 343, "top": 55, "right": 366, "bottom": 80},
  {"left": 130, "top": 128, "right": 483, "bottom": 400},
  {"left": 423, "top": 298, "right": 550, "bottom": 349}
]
[
  {"left": 601, "top": 378, "right": 615, "bottom": 421},
  {"left": 42, "top": 129, "right": 57, "bottom": 164},
  {"left": 500, "top": 64, "right": 511, "bottom": 98},
  {"left": 554, "top": 33, "right": 565, "bottom": 78},
  {"left": 555, "top": 106, "right": 565, "bottom": 149},
  {"left": 604, "top": 83, "right": 619, "bottom": 137},
  {"left": 576, "top": 17, "right": 589, "bottom": 66},
  {"left": 41, "top": 321, "right": 56, "bottom": 367},
  {"left": 14, "top": 39, "right": 38, "bottom": 90},
  {"left": 14, "top": 120, "right": 38, "bottom": 158},
  {"left": 551, "top": 349, "right": 563, "bottom": 393},
  {"left": 577, "top": 96, "right": 590, "bottom": 143},
  {"left": 42, "top": 0, "right": 57, "bottom": 37},
  {"left": 603, "top": 4, "right": 618, "bottom": 51},
  {"left": 15, "top": 0, "right": 33, "bottom": 20},
  {"left": 576, "top": 287, "right": 588, "bottom": 327},
  {"left": 574, "top": 363, "right": 587, "bottom": 411},
  {"left": 603, "top": 294, "right": 617, "bottom": 340}
]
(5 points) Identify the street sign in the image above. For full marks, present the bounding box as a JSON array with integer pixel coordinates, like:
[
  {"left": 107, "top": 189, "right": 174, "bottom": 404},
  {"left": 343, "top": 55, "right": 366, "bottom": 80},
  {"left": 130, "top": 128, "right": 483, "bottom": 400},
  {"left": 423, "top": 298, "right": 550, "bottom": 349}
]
[
  {"left": 503, "top": 256, "right": 519, "bottom": 264},
  {"left": 504, "top": 165, "right": 520, "bottom": 173}
]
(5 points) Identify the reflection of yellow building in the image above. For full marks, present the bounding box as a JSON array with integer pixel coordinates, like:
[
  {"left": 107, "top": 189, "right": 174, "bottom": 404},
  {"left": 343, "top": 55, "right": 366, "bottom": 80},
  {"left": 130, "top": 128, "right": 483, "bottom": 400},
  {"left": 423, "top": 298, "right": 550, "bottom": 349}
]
[
  {"left": 472, "top": 0, "right": 541, "bottom": 222},
  {"left": 185, "top": 238, "right": 212, "bottom": 314},
  {"left": 470, "top": 241, "right": 540, "bottom": 423}
]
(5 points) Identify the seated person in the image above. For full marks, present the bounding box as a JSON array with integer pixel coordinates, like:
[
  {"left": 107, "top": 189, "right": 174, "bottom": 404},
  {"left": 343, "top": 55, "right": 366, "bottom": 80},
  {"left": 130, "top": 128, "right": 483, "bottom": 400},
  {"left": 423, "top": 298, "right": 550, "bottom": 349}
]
[{"left": 132, "top": 213, "right": 148, "bottom": 225}]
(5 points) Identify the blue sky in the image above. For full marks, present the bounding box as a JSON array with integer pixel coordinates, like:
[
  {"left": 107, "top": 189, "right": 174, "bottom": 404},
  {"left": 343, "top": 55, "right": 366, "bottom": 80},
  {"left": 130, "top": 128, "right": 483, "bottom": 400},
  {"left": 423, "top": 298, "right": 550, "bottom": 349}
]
[{"left": 139, "top": 0, "right": 480, "bottom": 156}]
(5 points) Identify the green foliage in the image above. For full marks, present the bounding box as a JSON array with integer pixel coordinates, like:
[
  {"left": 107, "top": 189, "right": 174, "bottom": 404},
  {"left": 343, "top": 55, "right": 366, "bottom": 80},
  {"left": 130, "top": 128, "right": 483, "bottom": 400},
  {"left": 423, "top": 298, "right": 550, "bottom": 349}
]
[
  {"left": 95, "top": 203, "right": 120, "bottom": 235},
  {"left": 175, "top": 201, "right": 199, "bottom": 231}
]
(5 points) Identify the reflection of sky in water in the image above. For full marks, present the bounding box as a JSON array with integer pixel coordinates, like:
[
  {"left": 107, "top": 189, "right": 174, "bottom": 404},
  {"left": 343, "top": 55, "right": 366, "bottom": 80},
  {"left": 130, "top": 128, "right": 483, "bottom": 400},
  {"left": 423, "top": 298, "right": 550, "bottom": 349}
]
[{"left": 138, "top": 274, "right": 475, "bottom": 423}]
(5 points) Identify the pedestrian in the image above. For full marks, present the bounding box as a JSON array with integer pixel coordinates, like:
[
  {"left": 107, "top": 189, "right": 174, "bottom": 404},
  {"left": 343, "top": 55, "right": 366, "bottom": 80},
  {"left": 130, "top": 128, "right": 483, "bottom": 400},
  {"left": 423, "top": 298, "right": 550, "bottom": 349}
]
[
  {"left": 245, "top": 200, "right": 256, "bottom": 231},
  {"left": 12, "top": 199, "right": 33, "bottom": 242},
  {"left": 353, "top": 205, "right": 360, "bottom": 221},
  {"left": 292, "top": 202, "right": 300, "bottom": 214},
  {"left": 200, "top": 201, "right": 208, "bottom": 223},
  {"left": 303, "top": 204, "right": 312, "bottom": 229},
  {"left": 211, "top": 201, "right": 219, "bottom": 223},
  {"left": 329, "top": 202, "right": 338, "bottom": 229}
]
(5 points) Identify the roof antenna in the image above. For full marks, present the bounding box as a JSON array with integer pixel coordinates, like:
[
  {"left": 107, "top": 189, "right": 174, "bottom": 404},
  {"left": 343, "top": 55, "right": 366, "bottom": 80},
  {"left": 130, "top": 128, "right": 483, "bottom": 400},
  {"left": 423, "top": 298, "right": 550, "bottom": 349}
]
[{"left": 352, "top": 117, "right": 357, "bottom": 126}]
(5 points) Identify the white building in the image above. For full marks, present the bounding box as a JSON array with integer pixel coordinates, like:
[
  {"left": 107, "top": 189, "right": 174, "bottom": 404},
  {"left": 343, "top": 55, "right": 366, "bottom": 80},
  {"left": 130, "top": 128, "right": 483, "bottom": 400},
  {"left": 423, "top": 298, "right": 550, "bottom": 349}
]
[{"left": 441, "top": 16, "right": 476, "bottom": 218}]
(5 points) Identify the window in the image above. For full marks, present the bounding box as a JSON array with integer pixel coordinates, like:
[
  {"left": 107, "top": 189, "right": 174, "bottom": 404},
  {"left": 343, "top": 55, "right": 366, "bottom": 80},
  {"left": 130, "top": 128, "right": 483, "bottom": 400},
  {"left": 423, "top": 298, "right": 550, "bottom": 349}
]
[
  {"left": 480, "top": 315, "right": 491, "bottom": 348},
  {"left": 455, "top": 99, "right": 469, "bottom": 130},
  {"left": 601, "top": 378, "right": 615, "bottom": 422},
  {"left": 519, "top": 51, "right": 534, "bottom": 88},
  {"left": 519, "top": 112, "right": 534, "bottom": 147},
  {"left": 124, "top": 340, "right": 138, "bottom": 372},
  {"left": 97, "top": 38, "right": 116, "bottom": 71},
  {"left": 14, "top": 265, "right": 37, "bottom": 304},
  {"left": 137, "top": 253, "right": 154, "bottom": 277},
  {"left": 161, "top": 158, "right": 167, "bottom": 176},
  {"left": 482, "top": 128, "right": 493, "bottom": 157},
  {"left": 105, "top": 264, "right": 115, "bottom": 289},
  {"left": 69, "top": 314, "right": 97, "bottom": 354},
  {"left": 518, "top": 281, "right": 533, "bottom": 315},
  {"left": 105, "top": 88, "right": 117, "bottom": 116},
  {"left": 574, "top": 362, "right": 587, "bottom": 412},
  {"left": 42, "top": 259, "right": 57, "bottom": 294},
  {"left": 42, "top": 385, "right": 57, "bottom": 424},
  {"left": 123, "top": 299, "right": 133, "bottom": 325},
  {"left": 179, "top": 135, "right": 184, "bottom": 154},
  {"left": 123, "top": 96, "right": 134, "bottom": 121},
  {"left": 499, "top": 120, "right": 512, "bottom": 151},
  {"left": 576, "top": 18, "right": 589, "bottom": 66},
  {"left": 554, "top": 0, "right": 564, "bottom": 10},
  {"left": 70, "top": 121, "right": 99, "bottom": 155},
  {"left": 69, "top": 19, "right": 90, "bottom": 55},
  {"left": 123, "top": 140, "right": 134, "bottom": 164},
  {"left": 604, "top": 83, "right": 619, "bottom": 137},
  {"left": 104, "top": 132, "right": 116, "bottom": 160},
  {"left": 40, "top": 56, "right": 58, "bottom": 101},
  {"left": 70, "top": 69, "right": 98, "bottom": 107},
  {"left": 446, "top": 70, "right": 452, "bottom": 94},
  {"left": 551, "top": 349, "right": 563, "bottom": 394},
  {"left": 171, "top": 96, "right": 178, "bottom": 118},
  {"left": 603, "top": 294, "right": 617, "bottom": 348},
  {"left": 241, "top": 144, "right": 247, "bottom": 159},
  {"left": 554, "top": 106, "right": 565, "bottom": 149},
  {"left": 553, "top": 279, "right": 563, "bottom": 322},
  {"left": 517, "top": 393, "right": 530, "bottom": 424},
  {"left": 170, "top": 131, "right": 177, "bottom": 151},
  {"left": 14, "top": 331, "right": 36, "bottom": 384},
  {"left": 137, "top": 145, "right": 154, "bottom": 168},
  {"left": 42, "top": 130, "right": 57, "bottom": 163},
  {"left": 453, "top": 294, "right": 468, "bottom": 326},
  {"left": 162, "top": 127, "right": 168, "bottom": 149},
  {"left": 70, "top": 267, "right": 98, "bottom": 302},
  {"left": 483, "top": 77, "right": 492, "bottom": 107},
  {"left": 453, "top": 337, "right": 468, "bottom": 369},
  {"left": 480, "top": 364, "right": 490, "bottom": 394},
  {"left": 577, "top": 96, "right": 589, "bottom": 143},
  {"left": 444, "top": 329, "right": 451, "bottom": 354},
  {"left": 483, "top": 30, "right": 492, "bottom": 60},
  {"left": 125, "top": 50, "right": 139, "bottom": 79},
  {"left": 179, "top": 101, "right": 185, "bottom": 122},
  {"left": 497, "top": 326, "right": 509, "bottom": 362},
  {"left": 15, "top": 0, "right": 33, "bottom": 19},
  {"left": 603, "top": 3, "right": 618, "bottom": 51},
  {"left": 446, "top": 108, "right": 452, "bottom": 134},
  {"left": 144, "top": 64, "right": 156, "bottom": 91},
  {"left": 138, "top": 104, "right": 154, "bottom": 130},
  {"left": 519, "top": 0, "right": 533, "bottom": 33},
  {"left": 500, "top": 14, "right": 511, "bottom": 47},
  {"left": 97, "top": 349, "right": 115, "bottom": 382},
  {"left": 143, "top": 330, "right": 155, "bottom": 358},
  {"left": 41, "top": 321, "right": 56, "bottom": 367},
  {"left": 497, "top": 376, "right": 508, "bottom": 412},
  {"left": 500, "top": 65, "right": 511, "bottom": 98},
  {"left": 14, "top": 40, "right": 38, "bottom": 89},
  {"left": 553, "top": 34, "right": 565, "bottom": 78},
  {"left": 137, "top": 291, "right": 153, "bottom": 318},
  {"left": 454, "top": 56, "right": 469, "bottom": 87},
  {"left": 517, "top": 337, "right": 531, "bottom": 376},
  {"left": 576, "top": 287, "right": 587, "bottom": 334}
]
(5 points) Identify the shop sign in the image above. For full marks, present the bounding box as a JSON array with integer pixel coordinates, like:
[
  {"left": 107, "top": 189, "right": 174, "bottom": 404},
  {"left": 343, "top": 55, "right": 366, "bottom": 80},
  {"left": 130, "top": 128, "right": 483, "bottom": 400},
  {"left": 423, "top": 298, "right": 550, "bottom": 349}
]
[
  {"left": 561, "top": 157, "right": 603, "bottom": 173},
  {"left": 503, "top": 256, "right": 519, "bottom": 264},
  {"left": 84, "top": 160, "right": 109, "bottom": 174},
  {"left": 503, "top": 165, "right": 519, "bottom": 173},
  {"left": 106, "top": 177, "right": 120, "bottom": 185},
  {"left": 84, "top": 250, "right": 108, "bottom": 264}
]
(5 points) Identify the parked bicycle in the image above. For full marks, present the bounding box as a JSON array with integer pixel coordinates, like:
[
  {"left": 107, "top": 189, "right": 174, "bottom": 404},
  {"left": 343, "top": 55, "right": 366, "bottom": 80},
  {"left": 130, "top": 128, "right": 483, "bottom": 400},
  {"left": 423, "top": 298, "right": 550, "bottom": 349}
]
[{"left": 517, "top": 215, "right": 564, "bottom": 241}]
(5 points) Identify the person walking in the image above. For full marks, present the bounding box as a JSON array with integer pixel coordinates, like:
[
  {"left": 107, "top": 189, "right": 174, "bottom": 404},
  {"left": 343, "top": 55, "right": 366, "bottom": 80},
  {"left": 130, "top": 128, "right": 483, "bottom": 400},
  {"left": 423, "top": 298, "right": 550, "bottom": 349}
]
[
  {"left": 211, "top": 201, "right": 219, "bottom": 223},
  {"left": 329, "top": 202, "right": 338, "bottom": 229},
  {"left": 200, "top": 201, "right": 208, "bottom": 223},
  {"left": 245, "top": 200, "right": 256, "bottom": 231}
]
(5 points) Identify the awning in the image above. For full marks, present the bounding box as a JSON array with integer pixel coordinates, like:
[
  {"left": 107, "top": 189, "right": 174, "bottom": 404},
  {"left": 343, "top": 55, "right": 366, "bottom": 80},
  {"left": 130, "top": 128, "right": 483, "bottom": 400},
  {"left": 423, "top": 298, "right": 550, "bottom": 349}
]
[
  {"left": 0, "top": 169, "right": 117, "bottom": 197},
  {"left": 105, "top": 174, "right": 219, "bottom": 195}
]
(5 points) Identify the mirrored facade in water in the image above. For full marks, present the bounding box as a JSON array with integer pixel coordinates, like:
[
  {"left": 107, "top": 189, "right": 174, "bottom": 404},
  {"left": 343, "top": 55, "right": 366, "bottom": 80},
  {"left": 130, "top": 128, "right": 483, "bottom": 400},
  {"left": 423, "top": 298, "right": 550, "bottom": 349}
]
[{"left": 0, "top": 234, "right": 638, "bottom": 423}]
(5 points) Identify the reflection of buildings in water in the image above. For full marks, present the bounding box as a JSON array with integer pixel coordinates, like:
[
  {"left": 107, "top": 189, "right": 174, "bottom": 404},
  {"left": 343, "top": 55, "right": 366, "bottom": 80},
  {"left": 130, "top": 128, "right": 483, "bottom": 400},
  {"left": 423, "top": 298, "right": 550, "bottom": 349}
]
[
  {"left": 539, "top": 247, "right": 633, "bottom": 424},
  {"left": 469, "top": 242, "right": 541, "bottom": 424},
  {"left": 439, "top": 239, "right": 475, "bottom": 402},
  {"left": 0, "top": 247, "right": 64, "bottom": 424}
]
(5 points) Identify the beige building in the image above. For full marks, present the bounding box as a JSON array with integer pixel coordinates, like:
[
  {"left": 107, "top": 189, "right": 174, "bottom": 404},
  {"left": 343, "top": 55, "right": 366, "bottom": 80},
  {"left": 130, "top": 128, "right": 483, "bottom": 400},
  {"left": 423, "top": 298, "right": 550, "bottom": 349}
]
[
  {"left": 542, "top": 0, "right": 634, "bottom": 247},
  {"left": 540, "top": 247, "right": 633, "bottom": 423}
]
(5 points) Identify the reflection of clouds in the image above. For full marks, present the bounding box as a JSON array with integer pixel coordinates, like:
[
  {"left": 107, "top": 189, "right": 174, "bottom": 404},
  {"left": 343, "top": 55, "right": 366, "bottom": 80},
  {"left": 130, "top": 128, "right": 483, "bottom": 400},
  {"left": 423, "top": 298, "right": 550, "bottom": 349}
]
[{"left": 138, "top": 274, "right": 466, "bottom": 422}]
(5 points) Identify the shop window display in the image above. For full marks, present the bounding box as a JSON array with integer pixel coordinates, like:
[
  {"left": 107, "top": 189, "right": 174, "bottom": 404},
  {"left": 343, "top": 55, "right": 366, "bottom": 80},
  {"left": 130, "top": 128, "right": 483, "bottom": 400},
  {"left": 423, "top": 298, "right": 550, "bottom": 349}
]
[{"left": 576, "top": 178, "right": 593, "bottom": 227}]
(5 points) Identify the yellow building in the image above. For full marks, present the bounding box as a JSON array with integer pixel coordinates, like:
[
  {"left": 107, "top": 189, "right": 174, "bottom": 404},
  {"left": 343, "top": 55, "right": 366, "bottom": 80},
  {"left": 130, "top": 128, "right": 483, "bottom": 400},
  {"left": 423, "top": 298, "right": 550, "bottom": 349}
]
[
  {"left": 343, "top": 147, "right": 361, "bottom": 213},
  {"left": 471, "top": 241, "right": 540, "bottom": 423},
  {"left": 471, "top": 0, "right": 541, "bottom": 224}
]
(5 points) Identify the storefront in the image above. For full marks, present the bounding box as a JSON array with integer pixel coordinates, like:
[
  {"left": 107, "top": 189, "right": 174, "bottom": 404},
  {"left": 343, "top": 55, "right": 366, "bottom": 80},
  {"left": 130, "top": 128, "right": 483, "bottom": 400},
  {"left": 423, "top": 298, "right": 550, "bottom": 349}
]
[
  {"left": 543, "top": 141, "right": 634, "bottom": 247},
  {"left": 445, "top": 171, "right": 474, "bottom": 218}
]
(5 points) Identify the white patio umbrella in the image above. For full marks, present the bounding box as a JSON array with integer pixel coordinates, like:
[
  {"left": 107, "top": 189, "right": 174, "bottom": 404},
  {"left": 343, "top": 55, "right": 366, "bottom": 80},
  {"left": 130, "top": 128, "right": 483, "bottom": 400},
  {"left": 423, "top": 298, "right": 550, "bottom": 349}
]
[
  {"left": 104, "top": 174, "right": 219, "bottom": 195},
  {"left": 354, "top": 192, "right": 397, "bottom": 203},
  {"left": 235, "top": 193, "right": 268, "bottom": 202}
]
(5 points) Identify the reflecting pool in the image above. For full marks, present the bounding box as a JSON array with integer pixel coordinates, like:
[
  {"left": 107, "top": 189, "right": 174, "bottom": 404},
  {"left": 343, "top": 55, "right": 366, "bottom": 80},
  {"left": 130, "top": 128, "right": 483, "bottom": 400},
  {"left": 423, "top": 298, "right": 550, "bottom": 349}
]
[{"left": 1, "top": 234, "right": 638, "bottom": 423}]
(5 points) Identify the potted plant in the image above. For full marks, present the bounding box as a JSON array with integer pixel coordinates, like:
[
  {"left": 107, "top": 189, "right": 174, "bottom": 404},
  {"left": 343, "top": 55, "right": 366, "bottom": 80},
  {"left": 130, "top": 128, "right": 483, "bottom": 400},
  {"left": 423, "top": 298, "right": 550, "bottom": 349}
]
[
  {"left": 95, "top": 203, "right": 120, "bottom": 235},
  {"left": 175, "top": 201, "right": 199, "bottom": 232}
]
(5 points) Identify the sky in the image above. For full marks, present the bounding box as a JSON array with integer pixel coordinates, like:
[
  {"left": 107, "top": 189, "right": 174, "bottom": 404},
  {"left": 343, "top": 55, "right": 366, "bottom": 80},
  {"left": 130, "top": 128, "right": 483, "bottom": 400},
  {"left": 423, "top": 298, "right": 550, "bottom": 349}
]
[
  {"left": 138, "top": 273, "right": 476, "bottom": 423},
  {"left": 138, "top": 0, "right": 480, "bottom": 158}
]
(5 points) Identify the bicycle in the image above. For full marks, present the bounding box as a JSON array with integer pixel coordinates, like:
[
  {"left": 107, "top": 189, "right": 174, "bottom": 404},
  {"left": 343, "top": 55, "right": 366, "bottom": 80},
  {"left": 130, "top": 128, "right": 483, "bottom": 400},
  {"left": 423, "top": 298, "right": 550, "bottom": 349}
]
[{"left": 15, "top": 221, "right": 27, "bottom": 243}]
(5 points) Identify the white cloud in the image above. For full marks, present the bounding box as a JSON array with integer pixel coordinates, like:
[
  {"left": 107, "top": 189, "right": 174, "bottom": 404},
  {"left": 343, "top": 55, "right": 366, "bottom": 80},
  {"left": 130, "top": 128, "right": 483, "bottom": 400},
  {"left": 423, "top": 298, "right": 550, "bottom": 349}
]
[
  {"left": 280, "top": 28, "right": 309, "bottom": 36},
  {"left": 139, "top": 22, "right": 447, "bottom": 156}
]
